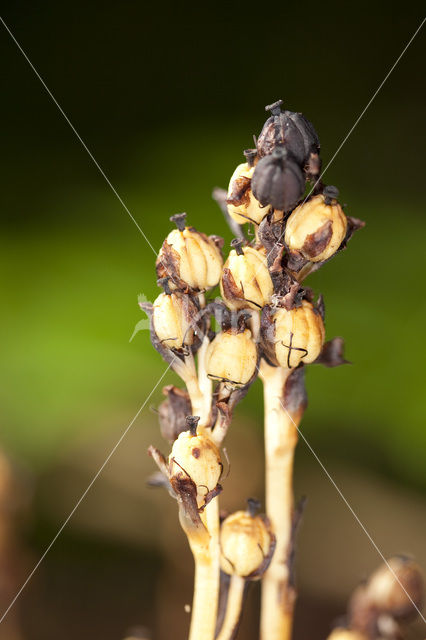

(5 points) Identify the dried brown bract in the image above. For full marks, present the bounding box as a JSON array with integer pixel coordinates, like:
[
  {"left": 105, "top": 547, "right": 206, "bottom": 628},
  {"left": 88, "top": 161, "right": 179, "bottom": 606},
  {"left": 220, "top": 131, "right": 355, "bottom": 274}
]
[{"left": 158, "top": 385, "right": 192, "bottom": 443}]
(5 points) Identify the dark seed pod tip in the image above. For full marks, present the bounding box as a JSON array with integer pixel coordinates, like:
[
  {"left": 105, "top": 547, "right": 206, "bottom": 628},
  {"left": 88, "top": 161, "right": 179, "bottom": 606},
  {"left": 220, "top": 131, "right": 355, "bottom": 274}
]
[
  {"left": 157, "top": 277, "right": 173, "bottom": 295},
  {"left": 323, "top": 186, "right": 340, "bottom": 205},
  {"left": 170, "top": 213, "right": 187, "bottom": 231},
  {"left": 243, "top": 148, "right": 257, "bottom": 167},
  {"left": 230, "top": 238, "right": 245, "bottom": 255},
  {"left": 265, "top": 99, "right": 283, "bottom": 115},
  {"left": 185, "top": 415, "right": 200, "bottom": 436},
  {"left": 272, "top": 146, "right": 287, "bottom": 160},
  {"left": 247, "top": 497, "right": 261, "bottom": 517}
]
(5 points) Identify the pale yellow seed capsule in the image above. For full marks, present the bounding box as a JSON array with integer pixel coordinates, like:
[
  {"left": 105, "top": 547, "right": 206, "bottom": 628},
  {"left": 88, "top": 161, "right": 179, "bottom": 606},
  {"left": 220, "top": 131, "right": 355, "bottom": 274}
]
[
  {"left": 220, "top": 246, "right": 274, "bottom": 311},
  {"left": 169, "top": 430, "right": 222, "bottom": 507},
  {"left": 205, "top": 329, "right": 257, "bottom": 388},
  {"left": 273, "top": 300, "right": 325, "bottom": 369},
  {"left": 285, "top": 193, "right": 347, "bottom": 262},
  {"left": 220, "top": 511, "right": 273, "bottom": 578},
  {"left": 327, "top": 629, "right": 368, "bottom": 640},
  {"left": 152, "top": 292, "right": 196, "bottom": 351},
  {"left": 227, "top": 162, "right": 271, "bottom": 225},
  {"left": 157, "top": 227, "right": 223, "bottom": 291}
]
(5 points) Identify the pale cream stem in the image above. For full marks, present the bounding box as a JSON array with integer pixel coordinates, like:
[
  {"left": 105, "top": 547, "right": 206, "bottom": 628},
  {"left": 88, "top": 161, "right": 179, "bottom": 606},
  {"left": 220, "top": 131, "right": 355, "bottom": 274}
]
[
  {"left": 216, "top": 575, "right": 246, "bottom": 640},
  {"left": 182, "top": 338, "right": 220, "bottom": 640},
  {"left": 187, "top": 498, "right": 220, "bottom": 640},
  {"left": 259, "top": 360, "right": 299, "bottom": 640},
  {"left": 196, "top": 335, "right": 213, "bottom": 430},
  {"left": 177, "top": 350, "right": 208, "bottom": 428}
]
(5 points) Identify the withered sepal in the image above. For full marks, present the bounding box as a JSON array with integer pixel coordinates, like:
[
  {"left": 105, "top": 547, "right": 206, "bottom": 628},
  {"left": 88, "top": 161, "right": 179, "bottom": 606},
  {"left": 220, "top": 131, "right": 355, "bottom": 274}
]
[
  {"left": 314, "top": 337, "right": 350, "bottom": 367},
  {"left": 158, "top": 385, "right": 192, "bottom": 443}
]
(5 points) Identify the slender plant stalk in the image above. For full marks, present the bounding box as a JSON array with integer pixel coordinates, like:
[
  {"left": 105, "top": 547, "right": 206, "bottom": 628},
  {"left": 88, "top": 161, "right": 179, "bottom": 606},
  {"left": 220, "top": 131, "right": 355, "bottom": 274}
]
[
  {"left": 259, "top": 359, "right": 299, "bottom": 640},
  {"left": 187, "top": 499, "right": 220, "bottom": 640},
  {"left": 183, "top": 337, "right": 220, "bottom": 640},
  {"left": 216, "top": 575, "right": 246, "bottom": 640}
]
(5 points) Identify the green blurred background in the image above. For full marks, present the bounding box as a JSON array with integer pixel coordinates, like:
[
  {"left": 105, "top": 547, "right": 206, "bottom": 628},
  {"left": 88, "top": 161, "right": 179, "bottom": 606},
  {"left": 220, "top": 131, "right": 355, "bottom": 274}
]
[{"left": 1, "top": 4, "right": 425, "bottom": 639}]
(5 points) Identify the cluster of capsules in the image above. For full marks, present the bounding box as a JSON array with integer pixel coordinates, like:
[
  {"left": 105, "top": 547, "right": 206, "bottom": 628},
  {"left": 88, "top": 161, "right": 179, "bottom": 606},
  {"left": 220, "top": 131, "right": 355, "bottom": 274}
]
[{"left": 144, "top": 100, "right": 363, "bottom": 585}]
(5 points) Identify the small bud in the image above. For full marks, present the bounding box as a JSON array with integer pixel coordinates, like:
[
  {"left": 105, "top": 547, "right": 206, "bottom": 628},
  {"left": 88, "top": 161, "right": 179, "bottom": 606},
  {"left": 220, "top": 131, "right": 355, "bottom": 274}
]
[
  {"left": 256, "top": 101, "right": 320, "bottom": 169},
  {"left": 220, "top": 245, "right": 274, "bottom": 311},
  {"left": 220, "top": 508, "right": 275, "bottom": 579},
  {"left": 152, "top": 292, "right": 200, "bottom": 353},
  {"left": 205, "top": 328, "right": 258, "bottom": 388},
  {"left": 169, "top": 428, "right": 222, "bottom": 508},
  {"left": 226, "top": 156, "right": 271, "bottom": 225},
  {"left": 326, "top": 630, "right": 368, "bottom": 640},
  {"left": 261, "top": 300, "right": 325, "bottom": 369},
  {"left": 284, "top": 189, "right": 347, "bottom": 263},
  {"left": 156, "top": 217, "right": 223, "bottom": 292},
  {"left": 251, "top": 147, "right": 305, "bottom": 212},
  {"left": 365, "top": 556, "right": 424, "bottom": 620}
]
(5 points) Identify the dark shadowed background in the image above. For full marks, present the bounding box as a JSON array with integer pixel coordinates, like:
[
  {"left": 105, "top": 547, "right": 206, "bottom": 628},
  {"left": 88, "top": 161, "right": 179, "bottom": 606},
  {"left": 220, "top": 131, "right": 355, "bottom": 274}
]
[{"left": 1, "top": 3, "right": 425, "bottom": 640}]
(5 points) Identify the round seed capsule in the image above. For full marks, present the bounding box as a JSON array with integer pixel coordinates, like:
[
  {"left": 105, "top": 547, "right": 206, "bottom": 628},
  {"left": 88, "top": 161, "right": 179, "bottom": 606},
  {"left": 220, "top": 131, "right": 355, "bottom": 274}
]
[
  {"left": 226, "top": 151, "right": 271, "bottom": 225},
  {"left": 169, "top": 424, "right": 222, "bottom": 508},
  {"left": 152, "top": 292, "right": 199, "bottom": 353},
  {"left": 285, "top": 187, "right": 347, "bottom": 263},
  {"left": 220, "top": 242, "right": 273, "bottom": 311},
  {"left": 263, "top": 300, "right": 325, "bottom": 369},
  {"left": 365, "top": 556, "right": 424, "bottom": 619},
  {"left": 257, "top": 100, "right": 320, "bottom": 166},
  {"left": 205, "top": 328, "right": 258, "bottom": 388},
  {"left": 156, "top": 214, "right": 223, "bottom": 292},
  {"left": 220, "top": 509, "right": 275, "bottom": 579},
  {"left": 251, "top": 147, "right": 305, "bottom": 212}
]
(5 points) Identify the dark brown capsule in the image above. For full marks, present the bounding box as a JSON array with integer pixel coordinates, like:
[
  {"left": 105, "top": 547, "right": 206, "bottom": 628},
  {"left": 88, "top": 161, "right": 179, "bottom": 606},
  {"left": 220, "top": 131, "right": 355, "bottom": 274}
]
[
  {"left": 256, "top": 100, "right": 320, "bottom": 171},
  {"left": 251, "top": 147, "right": 305, "bottom": 212}
]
